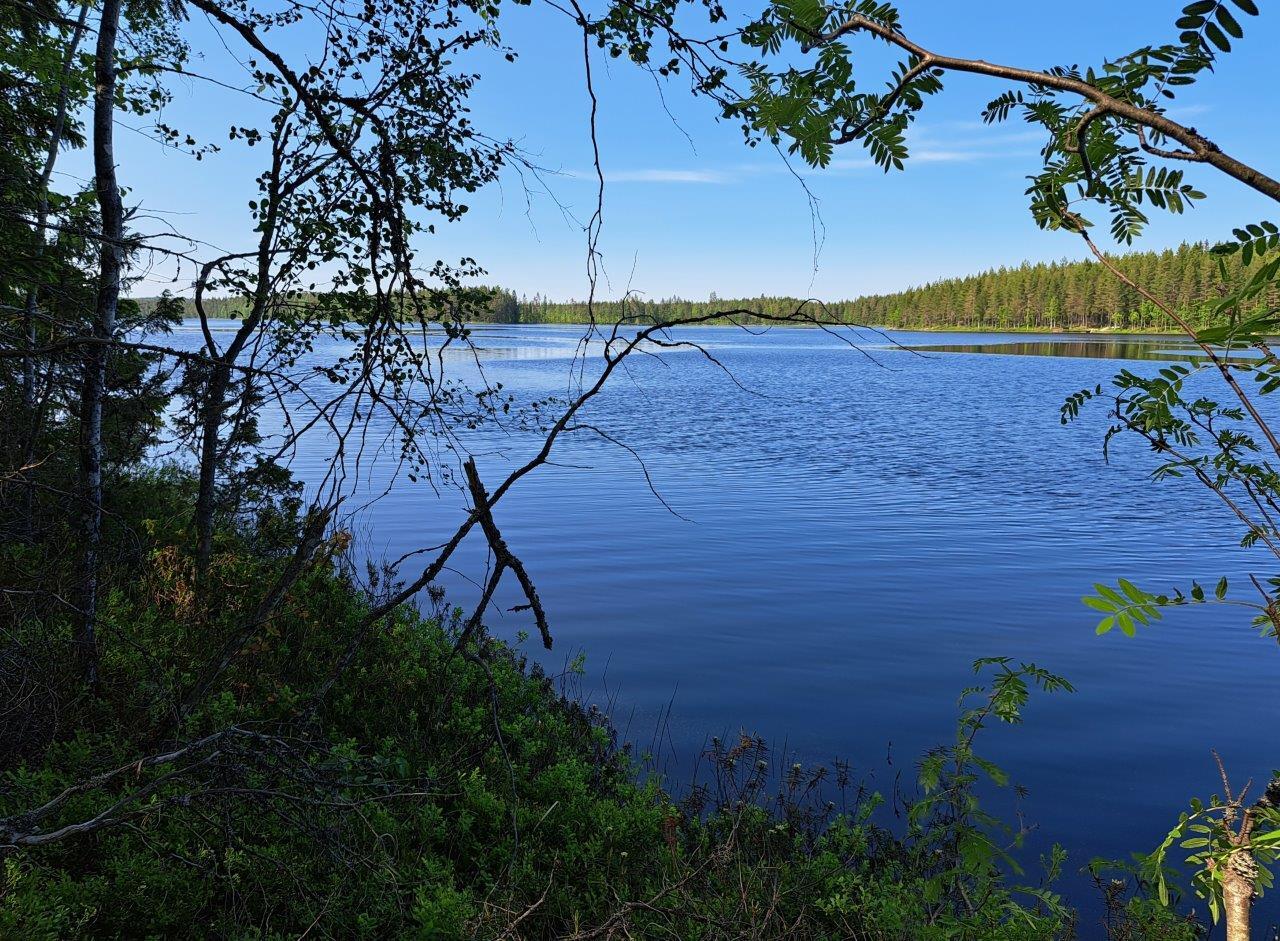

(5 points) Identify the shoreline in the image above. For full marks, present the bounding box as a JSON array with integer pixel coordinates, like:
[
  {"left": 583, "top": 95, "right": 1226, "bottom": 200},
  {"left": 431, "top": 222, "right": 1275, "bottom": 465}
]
[{"left": 179, "top": 317, "right": 1188, "bottom": 337}]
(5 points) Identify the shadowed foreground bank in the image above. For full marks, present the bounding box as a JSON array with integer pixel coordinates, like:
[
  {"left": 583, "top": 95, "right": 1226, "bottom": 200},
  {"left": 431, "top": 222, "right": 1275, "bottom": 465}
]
[{"left": 0, "top": 469, "right": 1200, "bottom": 940}]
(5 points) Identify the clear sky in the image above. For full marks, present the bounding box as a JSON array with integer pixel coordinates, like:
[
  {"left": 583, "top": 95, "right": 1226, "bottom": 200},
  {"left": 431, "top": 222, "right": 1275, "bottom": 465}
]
[{"left": 96, "top": 0, "right": 1280, "bottom": 302}]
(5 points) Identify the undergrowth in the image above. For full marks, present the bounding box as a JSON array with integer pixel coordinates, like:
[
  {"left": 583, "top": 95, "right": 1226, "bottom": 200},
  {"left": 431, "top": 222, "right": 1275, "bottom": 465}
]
[{"left": 0, "top": 470, "right": 1200, "bottom": 939}]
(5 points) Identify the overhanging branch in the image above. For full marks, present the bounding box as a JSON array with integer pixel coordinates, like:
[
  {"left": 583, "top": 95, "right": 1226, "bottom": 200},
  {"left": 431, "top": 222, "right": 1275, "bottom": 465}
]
[{"left": 810, "top": 13, "right": 1280, "bottom": 203}]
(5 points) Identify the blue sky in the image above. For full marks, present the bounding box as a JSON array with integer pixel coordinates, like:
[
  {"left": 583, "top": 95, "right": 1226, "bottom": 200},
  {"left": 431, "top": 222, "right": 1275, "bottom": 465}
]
[{"left": 99, "top": 0, "right": 1280, "bottom": 301}]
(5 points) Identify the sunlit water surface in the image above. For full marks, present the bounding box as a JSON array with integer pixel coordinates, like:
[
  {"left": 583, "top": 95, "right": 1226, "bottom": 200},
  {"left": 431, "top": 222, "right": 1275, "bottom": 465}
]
[{"left": 173, "top": 323, "right": 1279, "bottom": 926}]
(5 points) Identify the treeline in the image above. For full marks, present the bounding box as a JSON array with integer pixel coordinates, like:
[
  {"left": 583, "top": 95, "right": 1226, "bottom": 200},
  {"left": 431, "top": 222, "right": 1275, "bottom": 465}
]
[
  {"left": 159, "top": 286, "right": 522, "bottom": 322},
  {"left": 837, "top": 241, "right": 1273, "bottom": 331},
  {"left": 515, "top": 242, "right": 1272, "bottom": 330},
  {"left": 157, "top": 242, "right": 1272, "bottom": 331}
]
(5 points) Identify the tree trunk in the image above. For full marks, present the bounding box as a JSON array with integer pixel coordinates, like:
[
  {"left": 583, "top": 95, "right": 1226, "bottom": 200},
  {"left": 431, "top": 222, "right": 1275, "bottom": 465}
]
[
  {"left": 1222, "top": 860, "right": 1253, "bottom": 941},
  {"left": 194, "top": 361, "right": 231, "bottom": 575},
  {"left": 79, "top": 0, "right": 124, "bottom": 690},
  {"left": 189, "top": 122, "right": 282, "bottom": 579}
]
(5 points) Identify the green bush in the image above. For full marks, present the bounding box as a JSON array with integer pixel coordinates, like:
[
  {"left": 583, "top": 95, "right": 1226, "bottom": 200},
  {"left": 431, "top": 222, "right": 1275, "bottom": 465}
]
[{"left": 0, "top": 472, "right": 1199, "bottom": 939}]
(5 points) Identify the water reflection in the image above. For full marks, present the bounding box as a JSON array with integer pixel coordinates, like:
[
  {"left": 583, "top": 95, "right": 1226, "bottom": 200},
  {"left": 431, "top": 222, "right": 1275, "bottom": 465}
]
[{"left": 905, "top": 338, "right": 1200, "bottom": 361}]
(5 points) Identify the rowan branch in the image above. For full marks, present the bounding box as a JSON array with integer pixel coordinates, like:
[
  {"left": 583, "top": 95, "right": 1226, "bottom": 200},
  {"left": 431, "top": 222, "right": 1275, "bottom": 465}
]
[{"left": 808, "top": 14, "right": 1280, "bottom": 203}]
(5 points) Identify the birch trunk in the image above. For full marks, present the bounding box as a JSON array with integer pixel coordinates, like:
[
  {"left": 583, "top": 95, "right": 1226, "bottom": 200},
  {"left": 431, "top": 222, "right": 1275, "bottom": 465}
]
[{"left": 78, "top": 0, "right": 124, "bottom": 689}]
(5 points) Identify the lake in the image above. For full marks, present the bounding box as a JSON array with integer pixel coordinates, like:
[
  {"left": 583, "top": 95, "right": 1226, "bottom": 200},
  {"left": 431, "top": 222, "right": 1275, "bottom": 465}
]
[{"left": 174, "top": 321, "right": 1279, "bottom": 926}]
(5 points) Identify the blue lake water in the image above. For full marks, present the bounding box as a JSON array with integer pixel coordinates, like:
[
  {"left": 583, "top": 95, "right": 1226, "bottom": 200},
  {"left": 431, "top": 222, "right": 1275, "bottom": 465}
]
[{"left": 175, "top": 322, "right": 1279, "bottom": 926}]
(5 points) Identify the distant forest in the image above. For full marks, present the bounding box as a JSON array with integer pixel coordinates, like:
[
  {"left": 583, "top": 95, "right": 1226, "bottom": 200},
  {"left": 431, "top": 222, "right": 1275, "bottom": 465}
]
[{"left": 161, "top": 241, "right": 1276, "bottom": 331}]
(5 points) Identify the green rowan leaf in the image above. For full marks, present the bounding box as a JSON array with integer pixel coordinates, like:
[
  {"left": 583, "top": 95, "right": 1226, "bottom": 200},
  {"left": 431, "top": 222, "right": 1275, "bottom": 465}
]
[
  {"left": 1216, "top": 4, "right": 1244, "bottom": 37},
  {"left": 1204, "top": 21, "right": 1231, "bottom": 51}
]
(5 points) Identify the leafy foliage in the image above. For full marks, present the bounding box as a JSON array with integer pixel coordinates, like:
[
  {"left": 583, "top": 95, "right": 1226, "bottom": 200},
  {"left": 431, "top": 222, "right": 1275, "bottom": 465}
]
[
  {"left": 908, "top": 659, "right": 1076, "bottom": 925},
  {"left": 0, "top": 469, "right": 1112, "bottom": 940},
  {"left": 1064, "top": 337, "right": 1280, "bottom": 645},
  {"left": 1146, "top": 779, "right": 1280, "bottom": 926},
  {"left": 1212, "top": 221, "right": 1280, "bottom": 266},
  {"left": 1082, "top": 579, "right": 1167, "bottom": 637}
]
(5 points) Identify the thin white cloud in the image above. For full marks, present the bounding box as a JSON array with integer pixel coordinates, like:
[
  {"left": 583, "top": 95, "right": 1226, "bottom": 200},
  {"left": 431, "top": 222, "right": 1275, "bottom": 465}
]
[
  {"left": 568, "top": 129, "right": 1039, "bottom": 185},
  {"left": 913, "top": 125, "right": 1043, "bottom": 149},
  {"left": 914, "top": 146, "right": 1035, "bottom": 163},
  {"left": 828, "top": 156, "right": 875, "bottom": 171},
  {"left": 913, "top": 148, "right": 979, "bottom": 163},
  {"left": 564, "top": 162, "right": 799, "bottom": 184},
  {"left": 607, "top": 168, "right": 731, "bottom": 183},
  {"left": 822, "top": 125, "right": 1040, "bottom": 172}
]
